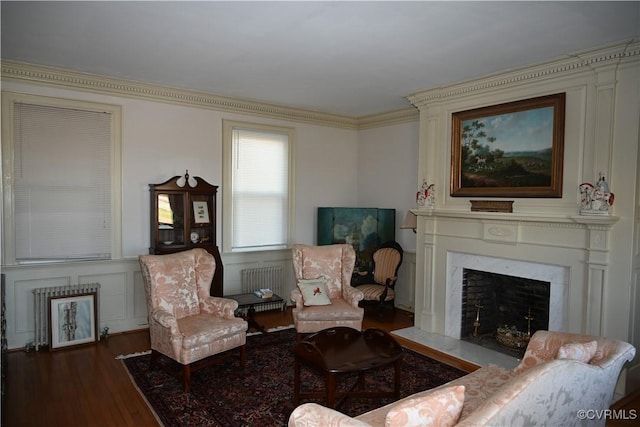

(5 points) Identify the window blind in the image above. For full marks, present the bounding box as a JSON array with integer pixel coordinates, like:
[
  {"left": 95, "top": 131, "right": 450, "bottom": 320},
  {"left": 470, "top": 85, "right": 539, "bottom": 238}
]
[
  {"left": 13, "top": 102, "right": 112, "bottom": 262},
  {"left": 231, "top": 128, "right": 289, "bottom": 251}
]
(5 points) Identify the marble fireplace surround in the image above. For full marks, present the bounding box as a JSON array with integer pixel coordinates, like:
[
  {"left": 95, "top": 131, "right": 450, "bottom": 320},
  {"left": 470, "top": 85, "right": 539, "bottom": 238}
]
[
  {"left": 446, "top": 252, "right": 566, "bottom": 339},
  {"left": 393, "top": 209, "right": 618, "bottom": 368}
]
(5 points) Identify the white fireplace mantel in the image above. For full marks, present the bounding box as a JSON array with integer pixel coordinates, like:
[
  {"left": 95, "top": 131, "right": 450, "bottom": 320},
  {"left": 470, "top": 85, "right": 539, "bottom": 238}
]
[
  {"left": 412, "top": 208, "right": 619, "bottom": 339},
  {"left": 412, "top": 208, "right": 619, "bottom": 227}
]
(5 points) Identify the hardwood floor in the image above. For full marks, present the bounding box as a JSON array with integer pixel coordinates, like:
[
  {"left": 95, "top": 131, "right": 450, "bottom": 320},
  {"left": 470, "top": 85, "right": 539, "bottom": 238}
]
[
  {"left": 4, "top": 307, "right": 638, "bottom": 426},
  {"left": 4, "top": 307, "right": 412, "bottom": 426}
]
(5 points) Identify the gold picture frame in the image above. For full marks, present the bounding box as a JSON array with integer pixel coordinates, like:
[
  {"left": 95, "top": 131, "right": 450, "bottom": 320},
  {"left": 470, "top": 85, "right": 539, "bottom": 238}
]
[{"left": 451, "top": 93, "right": 565, "bottom": 198}]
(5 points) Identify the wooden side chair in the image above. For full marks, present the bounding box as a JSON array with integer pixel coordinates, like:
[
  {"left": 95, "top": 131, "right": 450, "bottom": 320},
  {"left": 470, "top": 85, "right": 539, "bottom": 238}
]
[{"left": 356, "top": 241, "right": 403, "bottom": 320}]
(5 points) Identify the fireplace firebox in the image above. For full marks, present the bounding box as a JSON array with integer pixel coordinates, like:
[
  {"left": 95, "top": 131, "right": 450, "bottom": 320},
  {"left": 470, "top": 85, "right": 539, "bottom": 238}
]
[{"left": 461, "top": 268, "right": 550, "bottom": 357}]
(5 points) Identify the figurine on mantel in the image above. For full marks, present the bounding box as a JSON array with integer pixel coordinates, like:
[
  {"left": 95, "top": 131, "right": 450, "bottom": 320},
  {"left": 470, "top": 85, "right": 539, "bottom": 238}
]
[
  {"left": 579, "top": 172, "right": 614, "bottom": 215},
  {"left": 416, "top": 180, "right": 435, "bottom": 208}
]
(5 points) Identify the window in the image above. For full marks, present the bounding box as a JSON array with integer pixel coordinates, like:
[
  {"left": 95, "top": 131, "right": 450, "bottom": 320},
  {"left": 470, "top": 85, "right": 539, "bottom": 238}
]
[
  {"left": 1, "top": 92, "right": 122, "bottom": 263},
  {"left": 222, "top": 120, "right": 295, "bottom": 252}
]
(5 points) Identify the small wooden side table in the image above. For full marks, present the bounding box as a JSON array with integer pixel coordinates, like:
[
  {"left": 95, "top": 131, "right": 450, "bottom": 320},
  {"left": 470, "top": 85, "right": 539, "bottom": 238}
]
[{"left": 225, "top": 293, "right": 285, "bottom": 333}]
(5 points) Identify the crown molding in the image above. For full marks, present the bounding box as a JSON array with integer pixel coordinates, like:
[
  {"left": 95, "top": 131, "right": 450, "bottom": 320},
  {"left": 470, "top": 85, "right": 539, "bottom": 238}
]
[
  {"left": 14, "top": 39, "right": 635, "bottom": 130},
  {"left": 407, "top": 39, "right": 640, "bottom": 109},
  {"left": 1, "top": 60, "right": 367, "bottom": 129},
  {"left": 357, "top": 107, "right": 419, "bottom": 129}
]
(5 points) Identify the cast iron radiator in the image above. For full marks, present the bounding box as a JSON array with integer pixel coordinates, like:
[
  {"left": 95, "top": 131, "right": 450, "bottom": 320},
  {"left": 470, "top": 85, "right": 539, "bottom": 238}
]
[
  {"left": 240, "top": 266, "right": 286, "bottom": 312},
  {"left": 32, "top": 283, "right": 101, "bottom": 350}
]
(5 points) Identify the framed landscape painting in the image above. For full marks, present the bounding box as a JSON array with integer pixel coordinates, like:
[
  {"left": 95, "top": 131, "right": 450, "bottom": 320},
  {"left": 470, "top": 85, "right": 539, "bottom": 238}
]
[{"left": 450, "top": 93, "right": 565, "bottom": 197}]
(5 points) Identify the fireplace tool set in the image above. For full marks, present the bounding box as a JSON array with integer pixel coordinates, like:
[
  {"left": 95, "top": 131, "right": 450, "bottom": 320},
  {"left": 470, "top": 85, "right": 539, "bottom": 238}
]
[{"left": 473, "top": 301, "right": 534, "bottom": 349}]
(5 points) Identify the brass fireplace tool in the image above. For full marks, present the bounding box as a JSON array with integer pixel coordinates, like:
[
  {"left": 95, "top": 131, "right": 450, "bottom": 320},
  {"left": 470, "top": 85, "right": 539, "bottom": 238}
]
[
  {"left": 524, "top": 308, "right": 534, "bottom": 337},
  {"left": 473, "top": 301, "right": 483, "bottom": 337}
]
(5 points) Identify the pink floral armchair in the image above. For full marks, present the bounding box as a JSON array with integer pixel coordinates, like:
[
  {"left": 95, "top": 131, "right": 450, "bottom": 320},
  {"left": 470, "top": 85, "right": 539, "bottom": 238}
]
[
  {"left": 291, "top": 244, "right": 364, "bottom": 341},
  {"left": 139, "top": 248, "right": 247, "bottom": 391}
]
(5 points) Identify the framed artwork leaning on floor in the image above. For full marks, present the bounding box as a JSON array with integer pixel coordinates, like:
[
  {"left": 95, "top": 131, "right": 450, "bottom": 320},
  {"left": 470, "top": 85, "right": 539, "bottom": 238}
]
[{"left": 49, "top": 292, "right": 98, "bottom": 350}]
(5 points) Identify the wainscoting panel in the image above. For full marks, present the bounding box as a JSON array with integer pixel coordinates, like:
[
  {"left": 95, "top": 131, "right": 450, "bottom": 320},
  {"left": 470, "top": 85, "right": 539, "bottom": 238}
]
[
  {"left": 14, "top": 277, "right": 71, "bottom": 335},
  {"left": 133, "top": 271, "right": 148, "bottom": 323},
  {"left": 79, "top": 272, "right": 128, "bottom": 322},
  {"left": 3, "top": 248, "right": 417, "bottom": 350},
  {"left": 3, "top": 259, "right": 142, "bottom": 349}
]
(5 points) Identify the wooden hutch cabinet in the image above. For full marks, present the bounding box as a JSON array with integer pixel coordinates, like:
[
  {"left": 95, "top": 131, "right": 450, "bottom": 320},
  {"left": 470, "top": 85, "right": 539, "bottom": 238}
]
[{"left": 149, "top": 171, "right": 223, "bottom": 296}]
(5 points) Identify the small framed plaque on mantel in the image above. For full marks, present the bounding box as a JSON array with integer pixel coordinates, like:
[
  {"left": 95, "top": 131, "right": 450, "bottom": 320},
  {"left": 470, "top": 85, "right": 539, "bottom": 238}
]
[{"left": 470, "top": 200, "right": 514, "bottom": 213}]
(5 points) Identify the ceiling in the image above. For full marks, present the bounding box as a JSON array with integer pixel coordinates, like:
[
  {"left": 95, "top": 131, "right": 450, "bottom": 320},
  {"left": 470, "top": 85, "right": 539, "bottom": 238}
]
[{"left": 2, "top": 1, "right": 639, "bottom": 117}]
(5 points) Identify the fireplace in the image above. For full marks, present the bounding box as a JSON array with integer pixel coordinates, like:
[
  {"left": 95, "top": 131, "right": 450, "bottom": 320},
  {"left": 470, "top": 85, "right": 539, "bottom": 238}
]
[
  {"left": 394, "top": 210, "right": 618, "bottom": 371},
  {"left": 445, "top": 252, "right": 568, "bottom": 340},
  {"left": 460, "top": 268, "right": 550, "bottom": 358}
]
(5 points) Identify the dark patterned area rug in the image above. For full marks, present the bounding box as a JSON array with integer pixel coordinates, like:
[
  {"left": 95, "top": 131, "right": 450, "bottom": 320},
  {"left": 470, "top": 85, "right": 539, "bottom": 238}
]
[{"left": 122, "top": 327, "right": 466, "bottom": 427}]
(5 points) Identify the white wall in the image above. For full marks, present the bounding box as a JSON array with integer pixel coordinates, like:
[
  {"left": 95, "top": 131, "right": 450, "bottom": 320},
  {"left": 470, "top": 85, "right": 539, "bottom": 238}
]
[
  {"left": 357, "top": 122, "right": 420, "bottom": 310},
  {"left": 1, "top": 77, "right": 418, "bottom": 349}
]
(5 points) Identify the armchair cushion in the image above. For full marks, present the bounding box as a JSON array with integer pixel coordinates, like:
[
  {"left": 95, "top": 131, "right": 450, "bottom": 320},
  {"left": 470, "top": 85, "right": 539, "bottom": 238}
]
[
  {"left": 385, "top": 385, "right": 465, "bottom": 427},
  {"left": 556, "top": 340, "right": 597, "bottom": 363},
  {"left": 298, "top": 277, "right": 332, "bottom": 306},
  {"left": 178, "top": 314, "right": 248, "bottom": 349},
  {"left": 292, "top": 298, "right": 364, "bottom": 321},
  {"left": 359, "top": 284, "right": 395, "bottom": 302}
]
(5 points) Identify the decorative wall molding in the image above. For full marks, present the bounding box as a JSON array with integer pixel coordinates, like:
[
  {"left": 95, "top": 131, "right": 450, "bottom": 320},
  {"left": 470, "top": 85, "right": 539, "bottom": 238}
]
[
  {"left": 1, "top": 60, "right": 418, "bottom": 130},
  {"left": 406, "top": 39, "right": 639, "bottom": 108},
  {"left": 357, "top": 107, "right": 419, "bottom": 129}
]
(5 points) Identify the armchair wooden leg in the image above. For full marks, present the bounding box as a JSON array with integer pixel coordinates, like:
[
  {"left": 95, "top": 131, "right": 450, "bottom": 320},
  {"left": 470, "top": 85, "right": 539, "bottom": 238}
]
[
  {"left": 239, "top": 344, "right": 247, "bottom": 367},
  {"left": 149, "top": 349, "right": 160, "bottom": 370},
  {"left": 183, "top": 364, "right": 191, "bottom": 392}
]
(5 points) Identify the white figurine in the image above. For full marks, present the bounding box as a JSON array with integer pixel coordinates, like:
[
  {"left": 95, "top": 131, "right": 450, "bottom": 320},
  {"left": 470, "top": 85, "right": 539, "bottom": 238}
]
[
  {"left": 579, "top": 173, "right": 614, "bottom": 215},
  {"left": 416, "top": 180, "right": 435, "bottom": 208}
]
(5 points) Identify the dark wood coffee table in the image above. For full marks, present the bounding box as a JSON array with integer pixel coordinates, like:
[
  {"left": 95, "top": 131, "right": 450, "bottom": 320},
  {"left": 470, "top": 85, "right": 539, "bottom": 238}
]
[
  {"left": 293, "top": 327, "right": 403, "bottom": 408},
  {"left": 225, "top": 293, "right": 285, "bottom": 333}
]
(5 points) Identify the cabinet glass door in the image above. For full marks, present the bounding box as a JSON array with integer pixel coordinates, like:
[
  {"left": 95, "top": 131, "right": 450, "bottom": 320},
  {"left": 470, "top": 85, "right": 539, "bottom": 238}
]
[{"left": 157, "top": 193, "right": 184, "bottom": 246}]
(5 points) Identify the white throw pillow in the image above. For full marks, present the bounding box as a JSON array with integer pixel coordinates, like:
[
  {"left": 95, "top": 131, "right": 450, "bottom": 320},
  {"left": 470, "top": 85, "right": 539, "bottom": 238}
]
[
  {"left": 385, "top": 385, "right": 465, "bottom": 427},
  {"left": 297, "top": 278, "right": 331, "bottom": 306},
  {"left": 556, "top": 340, "right": 597, "bottom": 363}
]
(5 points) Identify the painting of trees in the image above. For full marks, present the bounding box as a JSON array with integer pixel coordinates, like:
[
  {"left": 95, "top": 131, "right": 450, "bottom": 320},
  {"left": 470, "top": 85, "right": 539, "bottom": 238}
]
[{"left": 451, "top": 93, "right": 565, "bottom": 197}]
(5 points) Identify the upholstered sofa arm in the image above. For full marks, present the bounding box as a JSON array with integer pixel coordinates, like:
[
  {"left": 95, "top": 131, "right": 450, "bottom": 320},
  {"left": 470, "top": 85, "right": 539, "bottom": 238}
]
[
  {"left": 200, "top": 296, "right": 239, "bottom": 319},
  {"left": 514, "top": 330, "right": 636, "bottom": 374},
  {"left": 458, "top": 358, "right": 621, "bottom": 427},
  {"left": 151, "top": 308, "right": 179, "bottom": 334},
  {"left": 288, "top": 403, "right": 371, "bottom": 427},
  {"left": 291, "top": 289, "right": 304, "bottom": 309},
  {"left": 342, "top": 285, "right": 364, "bottom": 307}
]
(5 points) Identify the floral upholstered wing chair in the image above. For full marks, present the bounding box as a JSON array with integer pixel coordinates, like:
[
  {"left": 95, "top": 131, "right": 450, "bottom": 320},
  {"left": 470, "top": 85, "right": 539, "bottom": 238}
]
[
  {"left": 291, "top": 244, "right": 364, "bottom": 342},
  {"left": 139, "top": 248, "right": 248, "bottom": 391}
]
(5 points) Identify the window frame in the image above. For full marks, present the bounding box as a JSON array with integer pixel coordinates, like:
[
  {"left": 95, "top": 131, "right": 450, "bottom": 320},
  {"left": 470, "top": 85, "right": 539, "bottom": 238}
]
[
  {"left": 1, "top": 91, "right": 122, "bottom": 264},
  {"left": 222, "top": 119, "right": 295, "bottom": 253}
]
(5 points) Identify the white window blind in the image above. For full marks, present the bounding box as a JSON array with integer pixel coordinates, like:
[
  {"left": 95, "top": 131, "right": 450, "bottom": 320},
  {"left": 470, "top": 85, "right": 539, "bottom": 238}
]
[
  {"left": 231, "top": 127, "right": 290, "bottom": 251},
  {"left": 13, "top": 102, "right": 112, "bottom": 262}
]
